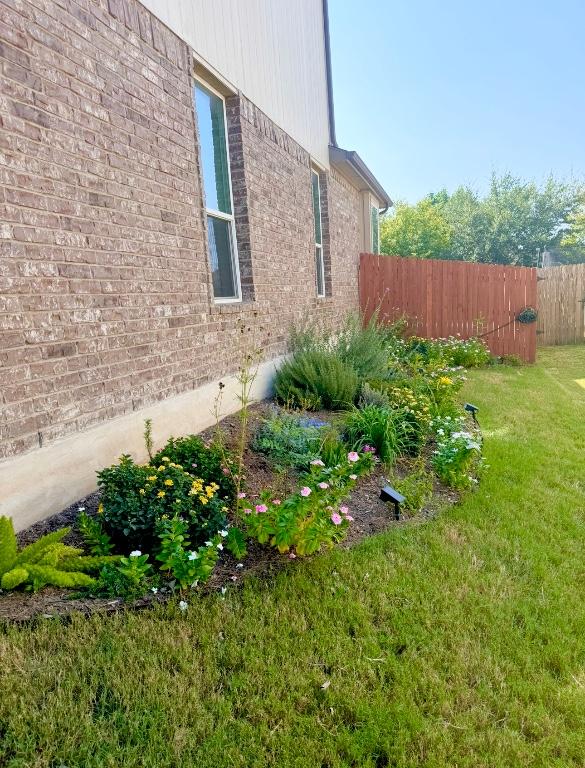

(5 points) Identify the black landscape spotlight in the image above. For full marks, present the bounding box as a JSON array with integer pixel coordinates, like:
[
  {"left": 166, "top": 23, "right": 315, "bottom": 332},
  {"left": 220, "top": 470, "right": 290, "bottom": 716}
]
[
  {"left": 380, "top": 485, "right": 405, "bottom": 521},
  {"left": 464, "top": 402, "right": 479, "bottom": 424}
]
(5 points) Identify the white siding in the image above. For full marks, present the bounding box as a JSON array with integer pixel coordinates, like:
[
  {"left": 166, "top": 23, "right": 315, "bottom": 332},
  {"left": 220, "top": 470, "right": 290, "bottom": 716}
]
[{"left": 140, "top": 0, "right": 331, "bottom": 167}]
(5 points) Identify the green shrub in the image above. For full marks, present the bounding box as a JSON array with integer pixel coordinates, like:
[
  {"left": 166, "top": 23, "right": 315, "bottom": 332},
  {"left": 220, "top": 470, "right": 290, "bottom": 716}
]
[
  {"left": 342, "top": 405, "right": 404, "bottom": 464},
  {"left": 318, "top": 428, "right": 348, "bottom": 467},
  {"left": 365, "top": 382, "right": 432, "bottom": 455},
  {"left": 252, "top": 410, "right": 325, "bottom": 470},
  {"left": 359, "top": 382, "right": 391, "bottom": 409},
  {"left": 97, "top": 455, "right": 228, "bottom": 554},
  {"left": 439, "top": 336, "right": 491, "bottom": 368},
  {"left": 274, "top": 349, "right": 359, "bottom": 410},
  {"left": 0, "top": 516, "right": 113, "bottom": 592},
  {"left": 152, "top": 435, "right": 234, "bottom": 501},
  {"left": 92, "top": 552, "right": 154, "bottom": 601},
  {"left": 335, "top": 313, "right": 390, "bottom": 380}
]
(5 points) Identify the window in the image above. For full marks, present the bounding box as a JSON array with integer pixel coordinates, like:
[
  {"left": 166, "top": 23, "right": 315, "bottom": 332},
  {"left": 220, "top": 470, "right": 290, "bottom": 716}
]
[
  {"left": 194, "top": 81, "right": 240, "bottom": 301},
  {"left": 371, "top": 205, "right": 380, "bottom": 254},
  {"left": 312, "top": 170, "right": 325, "bottom": 297}
]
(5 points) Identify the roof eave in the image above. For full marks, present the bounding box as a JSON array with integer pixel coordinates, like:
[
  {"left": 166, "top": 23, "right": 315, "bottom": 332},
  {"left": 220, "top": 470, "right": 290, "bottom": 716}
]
[{"left": 329, "top": 146, "right": 393, "bottom": 211}]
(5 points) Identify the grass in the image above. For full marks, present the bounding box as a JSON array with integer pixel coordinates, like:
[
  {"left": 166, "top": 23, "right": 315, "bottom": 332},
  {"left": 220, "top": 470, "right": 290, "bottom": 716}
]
[{"left": 2, "top": 346, "right": 585, "bottom": 767}]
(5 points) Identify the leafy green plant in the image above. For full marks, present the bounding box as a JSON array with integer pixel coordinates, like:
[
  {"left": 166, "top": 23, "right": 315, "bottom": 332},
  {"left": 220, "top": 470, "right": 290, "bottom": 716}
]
[
  {"left": 252, "top": 410, "right": 325, "bottom": 470},
  {"left": 93, "top": 551, "right": 154, "bottom": 601},
  {"left": 0, "top": 517, "right": 114, "bottom": 592},
  {"left": 144, "top": 418, "right": 154, "bottom": 461},
  {"left": 318, "top": 428, "right": 348, "bottom": 468},
  {"left": 242, "top": 449, "right": 374, "bottom": 556},
  {"left": 343, "top": 405, "right": 405, "bottom": 464},
  {"left": 225, "top": 527, "right": 247, "bottom": 560},
  {"left": 97, "top": 455, "right": 228, "bottom": 553},
  {"left": 431, "top": 418, "right": 483, "bottom": 490},
  {"left": 275, "top": 348, "right": 359, "bottom": 410},
  {"left": 77, "top": 511, "right": 114, "bottom": 555},
  {"left": 359, "top": 382, "right": 391, "bottom": 409},
  {"left": 155, "top": 516, "right": 222, "bottom": 590}
]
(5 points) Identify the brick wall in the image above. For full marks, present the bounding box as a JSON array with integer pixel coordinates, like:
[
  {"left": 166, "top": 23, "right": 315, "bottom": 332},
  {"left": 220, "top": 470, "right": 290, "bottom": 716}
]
[{"left": 0, "top": 0, "right": 362, "bottom": 463}]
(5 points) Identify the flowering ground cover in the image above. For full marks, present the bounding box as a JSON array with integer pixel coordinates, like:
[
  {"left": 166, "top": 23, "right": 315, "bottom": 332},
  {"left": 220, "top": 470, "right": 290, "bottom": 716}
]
[{"left": 1, "top": 346, "right": 584, "bottom": 766}]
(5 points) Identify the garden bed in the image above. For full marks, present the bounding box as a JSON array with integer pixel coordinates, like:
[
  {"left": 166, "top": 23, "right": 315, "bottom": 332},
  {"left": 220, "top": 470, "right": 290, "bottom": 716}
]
[
  {"left": 2, "top": 403, "right": 458, "bottom": 624},
  {"left": 1, "top": 319, "right": 488, "bottom": 624}
]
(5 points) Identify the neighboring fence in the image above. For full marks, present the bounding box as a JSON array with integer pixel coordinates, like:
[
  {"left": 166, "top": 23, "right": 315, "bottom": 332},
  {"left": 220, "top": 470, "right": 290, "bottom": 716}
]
[
  {"left": 536, "top": 264, "right": 585, "bottom": 346},
  {"left": 359, "top": 254, "right": 538, "bottom": 362}
]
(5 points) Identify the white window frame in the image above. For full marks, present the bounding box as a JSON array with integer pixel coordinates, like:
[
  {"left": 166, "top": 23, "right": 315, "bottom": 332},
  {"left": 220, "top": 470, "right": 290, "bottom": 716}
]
[
  {"left": 194, "top": 77, "right": 242, "bottom": 304},
  {"left": 311, "top": 169, "right": 326, "bottom": 298}
]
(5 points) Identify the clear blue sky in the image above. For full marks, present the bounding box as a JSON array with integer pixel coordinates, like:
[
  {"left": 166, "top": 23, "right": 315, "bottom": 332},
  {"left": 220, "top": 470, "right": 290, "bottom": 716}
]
[{"left": 328, "top": 0, "right": 585, "bottom": 203}]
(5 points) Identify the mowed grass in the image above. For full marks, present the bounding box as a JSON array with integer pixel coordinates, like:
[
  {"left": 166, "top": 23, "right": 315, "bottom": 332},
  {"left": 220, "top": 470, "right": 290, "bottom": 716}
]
[{"left": 2, "top": 346, "right": 585, "bottom": 768}]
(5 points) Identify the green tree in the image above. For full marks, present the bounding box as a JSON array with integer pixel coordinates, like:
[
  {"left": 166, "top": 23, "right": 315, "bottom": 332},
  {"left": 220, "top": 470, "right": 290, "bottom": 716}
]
[
  {"left": 434, "top": 174, "right": 582, "bottom": 266},
  {"left": 380, "top": 199, "right": 452, "bottom": 259}
]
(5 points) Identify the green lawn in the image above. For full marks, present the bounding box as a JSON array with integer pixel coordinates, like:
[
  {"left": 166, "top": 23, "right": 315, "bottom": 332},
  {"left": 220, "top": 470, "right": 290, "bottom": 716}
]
[{"left": 2, "top": 346, "right": 585, "bottom": 768}]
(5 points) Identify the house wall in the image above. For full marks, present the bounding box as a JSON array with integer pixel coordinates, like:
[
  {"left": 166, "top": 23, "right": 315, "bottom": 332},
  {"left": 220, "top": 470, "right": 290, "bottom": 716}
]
[
  {"left": 139, "top": 0, "right": 331, "bottom": 167},
  {"left": 0, "top": 0, "right": 362, "bottom": 528}
]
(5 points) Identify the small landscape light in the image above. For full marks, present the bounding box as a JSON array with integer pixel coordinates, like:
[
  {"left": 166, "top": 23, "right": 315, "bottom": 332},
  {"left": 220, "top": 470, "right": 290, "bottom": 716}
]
[
  {"left": 464, "top": 402, "right": 479, "bottom": 424},
  {"left": 380, "top": 485, "right": 405, "bottom": 521}
]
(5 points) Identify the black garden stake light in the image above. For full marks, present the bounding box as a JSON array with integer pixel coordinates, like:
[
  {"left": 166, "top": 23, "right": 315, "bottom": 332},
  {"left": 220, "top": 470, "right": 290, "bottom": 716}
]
[
  {"left": 380, "top": 485, "right": 405, "bottom": 521},
  {"left": 464, "top": 402, "right": 479, "bottom": 425}
]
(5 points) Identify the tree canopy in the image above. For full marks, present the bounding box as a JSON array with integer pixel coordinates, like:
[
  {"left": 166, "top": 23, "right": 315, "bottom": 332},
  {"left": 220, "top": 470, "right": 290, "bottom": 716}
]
[{"left": 380, "top": 173, "right": 584, "bottom": 266}]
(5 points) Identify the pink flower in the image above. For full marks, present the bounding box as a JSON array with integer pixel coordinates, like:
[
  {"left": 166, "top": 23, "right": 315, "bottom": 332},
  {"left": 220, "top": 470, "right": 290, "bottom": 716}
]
[
  {"left": 345, "top": 514, "right": 354, "bottom": 522},
  {"left": 255, "top": 504, "right": 267, "bottom": 514},
  {"left": 310, "top": 459, "right": 325, "bottom": 466},
  {"left": 230, "top": 575, "right": 238, "bottom": 582},
  {"left": 318, "top": 482, "right": 329, "bottom": 490},
  {"left": 237, "top": 492, "right": 246, "bottom": 499},
  {"left": 340, "top": 505, "right": 349, "bottom": 515},
  {"left": 243, "top": 508, "right": 252, "bottom": 515},
  {"left": 330, "top": 512, "right": 343, "bottom": 525},
  {"left": 288, "top": 552, "right": 297, "bottom": 559},
  {"left": 272, "top": 499, "right": 281, "bottom": 505},
  {"left": 300, "top": 487, "right": 311, "bottom": 497},
  {"left": 347, "top": 452, "right": 359, "bottom": 463},
  {"left": 349, "top": 474, "right": 357, "bottom": 481},
  {"left": 222, "top": 467, "right": 230, "bottom": 475},
  {"left": 363, "top": 445, "right": 376, "bottom": 453}
]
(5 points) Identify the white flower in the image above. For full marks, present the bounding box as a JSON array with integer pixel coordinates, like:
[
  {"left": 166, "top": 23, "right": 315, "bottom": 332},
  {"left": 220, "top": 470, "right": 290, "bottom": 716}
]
[
  {"left": 179, "top": 600, "right": 188, "bottom": 612},
  {"left": 220, "top": 530, "right": 229, "bottom": 538},
  {"left": 151, "top": 587, "right": 158, "bottom": 594},
  {"left": 77, "top": 506, "right": 86, "bottom": 512},
  {"left": 129, "top": 550, "right": 142, "bottom": 557},
  {"left": 217, "top": 543, "right": 224, "bottom": 550},
  {"left": 188, "top": 551, "right": 199, "bottom": 560},
  {"left": 205, "top": 540, "right": 213, "bottom": 547},
  {"left": 221, "top": 586, "right": 227, "bottom": 595},
  {"left": 236, "top": 563, "right": 244, "bottom": 569}
]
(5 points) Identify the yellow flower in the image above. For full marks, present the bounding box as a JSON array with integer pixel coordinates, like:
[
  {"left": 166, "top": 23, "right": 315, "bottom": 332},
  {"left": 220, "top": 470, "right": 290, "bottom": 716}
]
[
  {"left": 157, "top": 490, "right": 166, "bottom": 498},
  {"left": 161, "top": 456, "right": 170, "bottom": 462},
  {"left": 139, "top": 488, "right": 145, "bottom": 495},
  {"left": 164, "top": 479, "right": 174, "bottom": 487},
  {"left": 199, "top": 496, "right": 208, "bottom": 505},
  {"left": 97, "top": 503, "right": 104, "bottom": 515},
  {"left": 438, "top": 376, "right": 453, "bottom": 385},
  {"left": 148, "top": 475, "right": 157, "bottom": 482},
  {"left": 158, "top": 465, "right": 165, "bottom": 471}
]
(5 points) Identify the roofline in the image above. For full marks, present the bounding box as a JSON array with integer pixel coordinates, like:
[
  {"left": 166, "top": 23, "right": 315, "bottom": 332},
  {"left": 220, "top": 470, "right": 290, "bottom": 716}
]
[
  {"left": 322, "top": 0, "right": 337, "bottom": 147},
  {"left": 329, "top": 146, "right": 393, "bottom": 211}
]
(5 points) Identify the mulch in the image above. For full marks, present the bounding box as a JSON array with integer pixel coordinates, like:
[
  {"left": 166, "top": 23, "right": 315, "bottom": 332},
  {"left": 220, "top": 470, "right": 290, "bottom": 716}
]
[{"left": 1, "top": 403, "right": 458, "bottom": 625}]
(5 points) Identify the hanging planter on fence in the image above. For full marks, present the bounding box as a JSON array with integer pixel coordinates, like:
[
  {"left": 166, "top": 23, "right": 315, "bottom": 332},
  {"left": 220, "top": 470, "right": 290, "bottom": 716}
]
[{"left": 516, "top": 306, "right": 538, "bottom": 324}]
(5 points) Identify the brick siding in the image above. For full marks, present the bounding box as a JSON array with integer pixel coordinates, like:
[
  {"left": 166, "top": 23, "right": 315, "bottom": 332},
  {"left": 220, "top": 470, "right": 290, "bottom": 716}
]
[{"left": 0, "top": 0, "right": 362, "bottom": 461}]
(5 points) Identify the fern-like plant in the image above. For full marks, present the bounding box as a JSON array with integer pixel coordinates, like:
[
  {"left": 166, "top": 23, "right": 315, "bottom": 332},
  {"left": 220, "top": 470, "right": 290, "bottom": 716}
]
[{"left": 0, "top": 516, "right": 117, "bottom": 592}]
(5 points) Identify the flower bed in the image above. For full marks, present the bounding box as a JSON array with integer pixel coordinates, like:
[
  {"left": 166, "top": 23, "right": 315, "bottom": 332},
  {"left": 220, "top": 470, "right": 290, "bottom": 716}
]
[{"left": 0, "top": 316, "right": 491, "bottom": 622}]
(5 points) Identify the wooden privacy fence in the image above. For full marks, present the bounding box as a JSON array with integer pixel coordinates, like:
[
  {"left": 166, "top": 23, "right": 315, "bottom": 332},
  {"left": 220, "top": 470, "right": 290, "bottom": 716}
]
[
  {"left": 536, "top": 264, "right": 585, "bottom": 346},
  {"left": 359, "top": 254, "right": 538, "bottom": 362}
]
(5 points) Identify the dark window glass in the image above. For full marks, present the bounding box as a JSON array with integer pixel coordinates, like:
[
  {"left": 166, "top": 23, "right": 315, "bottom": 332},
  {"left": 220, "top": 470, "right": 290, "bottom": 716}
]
[
  {"left": 195, "top": 84, "right": 232, "bottom": 215},
  {"left": 207, "top": 216, "right": 238, "bottom": 299}
]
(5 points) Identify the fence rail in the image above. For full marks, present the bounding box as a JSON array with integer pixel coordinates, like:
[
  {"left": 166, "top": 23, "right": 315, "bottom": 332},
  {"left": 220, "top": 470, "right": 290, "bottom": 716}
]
[
  {"left": 536, "top": 264, "right": 585, "bottom": 346},
  {"left": 359, "top": 254, "right": 537, "bottom": 362}
]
